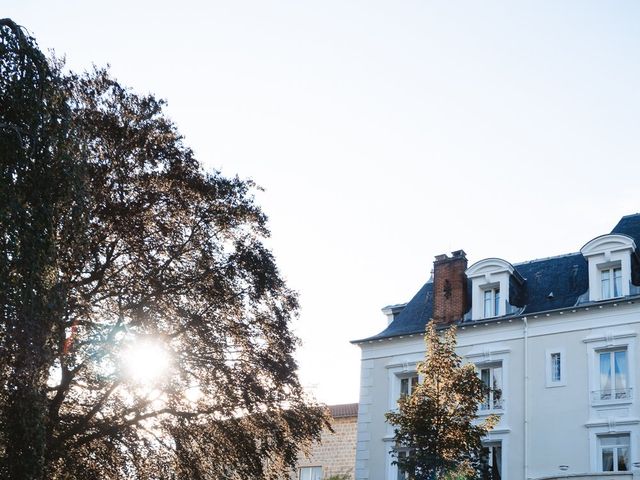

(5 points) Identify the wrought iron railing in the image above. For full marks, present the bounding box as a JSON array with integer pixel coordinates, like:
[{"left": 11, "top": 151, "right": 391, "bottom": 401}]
[{"left": 591, "top": 388, "right": 632, "bottom": 402}]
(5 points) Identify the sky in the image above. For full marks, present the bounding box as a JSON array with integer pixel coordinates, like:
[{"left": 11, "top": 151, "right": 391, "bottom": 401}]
[{"left": 5, "top": 1, "right": 640, "bottom": 405}]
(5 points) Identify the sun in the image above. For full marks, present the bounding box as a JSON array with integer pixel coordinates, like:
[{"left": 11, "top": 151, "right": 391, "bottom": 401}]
[{"left": 121, "top": 339, "right": 170, "bottom": 384}]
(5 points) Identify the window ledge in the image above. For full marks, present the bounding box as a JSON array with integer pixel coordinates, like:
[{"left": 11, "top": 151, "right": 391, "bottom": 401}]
[
  {"left": 477, "top": 409, "right": 504, "bottom": 417},
  {"left": 591, "top": 399, "right": 633, "bottom": 408},
  {"left": 545, "top": 382, "right": 566, "bottom": 388}
]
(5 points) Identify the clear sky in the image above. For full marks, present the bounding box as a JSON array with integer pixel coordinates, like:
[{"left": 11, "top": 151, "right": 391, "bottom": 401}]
[{"left": 5, "top": 1, "right": 640, "bottom": 405}]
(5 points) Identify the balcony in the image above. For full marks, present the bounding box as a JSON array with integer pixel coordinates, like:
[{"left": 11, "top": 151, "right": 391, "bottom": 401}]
[
  {"left": 591, "top": 388, "right": 633, "bottom": 404},
  {"left": 534, "top": 474, "right": 632, "bottom": 480}
]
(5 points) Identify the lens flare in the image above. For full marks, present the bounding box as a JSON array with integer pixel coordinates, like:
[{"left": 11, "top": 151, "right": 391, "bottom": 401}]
[{"left": 122, "top": 340, "right": 170, "bottom": 384}]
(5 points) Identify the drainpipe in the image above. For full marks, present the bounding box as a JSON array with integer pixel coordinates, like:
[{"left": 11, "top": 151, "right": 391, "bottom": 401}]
[{"left": 523, "top": 316, "right": 529, "bottom": 480}]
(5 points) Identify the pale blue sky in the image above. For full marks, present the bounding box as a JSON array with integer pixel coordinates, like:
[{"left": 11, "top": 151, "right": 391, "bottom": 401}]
[{"left": 6, "top": 1, "right": 640, "bottom": 404}]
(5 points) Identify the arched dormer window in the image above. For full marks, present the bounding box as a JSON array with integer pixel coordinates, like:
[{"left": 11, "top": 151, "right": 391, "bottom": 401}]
[
  {"left": 466, "top": 258, "right": 523, "bottom": 320},
  {"left": 580, "top": 234, "right": 637, "bottom": 302}
]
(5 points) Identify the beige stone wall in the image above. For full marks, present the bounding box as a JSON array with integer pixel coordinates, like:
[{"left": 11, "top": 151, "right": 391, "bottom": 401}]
[{"left": 294, "top": 415, "right": 357, "bottom": 479}]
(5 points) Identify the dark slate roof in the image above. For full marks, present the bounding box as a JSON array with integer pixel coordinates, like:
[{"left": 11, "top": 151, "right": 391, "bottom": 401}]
[
  {"left": 368, "top": 282, "right": 434, "bottom": 341},
  {"left": 514, "top": 253, "right": 588, "bottom": 314},
  {"left": 328, "top": 403, "right": 359, "bottom": 418},
  {"left": 611, "top": 213, "right": 640, "bottom": 242},
  {"left": 353, "top": 213, "right": 640, "bottom": 343}
]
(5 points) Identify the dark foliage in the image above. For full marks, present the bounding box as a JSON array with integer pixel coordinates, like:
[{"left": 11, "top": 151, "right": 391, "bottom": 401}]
[
  {"left": 385, "top": 324, "right": 497, "bottom": 480},
  {"left": 0, "top": 18, "right": 327, "bottom": 479}
]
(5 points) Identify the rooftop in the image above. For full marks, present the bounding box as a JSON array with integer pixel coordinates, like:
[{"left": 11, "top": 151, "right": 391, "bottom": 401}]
[{"left": 353, "top": 213, "right": 640, "bottom": 344}]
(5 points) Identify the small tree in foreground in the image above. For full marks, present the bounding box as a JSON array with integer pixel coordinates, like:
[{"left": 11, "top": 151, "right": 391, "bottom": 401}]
[{"left": 385, "top": 323, "right": 498, "bottom": 480}]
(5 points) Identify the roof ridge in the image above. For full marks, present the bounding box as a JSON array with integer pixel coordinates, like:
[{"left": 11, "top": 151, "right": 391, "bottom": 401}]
[
  {"left": 513, "top": 251, "right": 582, "bottom": 266},
  {"left": 618, "top": 212, "right": 640, "bottom": 219}
]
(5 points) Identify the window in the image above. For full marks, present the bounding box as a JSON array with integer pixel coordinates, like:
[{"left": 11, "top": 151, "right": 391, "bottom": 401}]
[
  {"left": 551, "top": 352, "right": 562, "bottom": 382},
  {"left": 480, "top": 363, "right": 503, "bottom": 410},
  {"left": 580, "top": 234, "right": 634, "bottom": 302},
  {"left": 551, "top": 353, "right": 561, "bottom": 382},
  {"left": 466, "top": 257, "right": 522, "bottom": 321},
  {"left": 400, "top": 375, "right": 419, "bottom": 399},
  {"left": 597, "top": 349, "right": 629, "bottom": 401},
  {"left": 483, "top": 288, "right": 500, "bottom": 318},
  {"left": 396, "top": 450, "right": 414, "bottom": 480},
  {"left": 601, "top": 266, "right": 622, "bottom": 300},
  {"left": 545, "top": 349, "right": 566, "bottom": 387},
  {"left": 480, "top": 442, "right": 502, "bottom": 480},
  {"left": 299, "top": 466, "right": 322, "bottom": 480},
  {"left": 599, "top": 434, "right": 629, "bottom": 472}
]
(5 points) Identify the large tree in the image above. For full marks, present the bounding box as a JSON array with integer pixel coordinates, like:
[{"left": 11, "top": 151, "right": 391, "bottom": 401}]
[
  {"left": 385, "top": 323, "right": 497, "bottom": 480},
  {"left": 0, "top": 18, "right": 327, "bottom": 480}
]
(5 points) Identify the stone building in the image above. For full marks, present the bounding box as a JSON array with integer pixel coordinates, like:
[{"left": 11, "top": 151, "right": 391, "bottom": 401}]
[{"left": 295, "top": 403, "right": 358, "bottom": 480}]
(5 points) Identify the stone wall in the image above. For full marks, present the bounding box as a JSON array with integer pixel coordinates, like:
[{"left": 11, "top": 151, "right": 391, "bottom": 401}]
[{"left": 295, "top": 413, "right": 357, "bottom": 479}]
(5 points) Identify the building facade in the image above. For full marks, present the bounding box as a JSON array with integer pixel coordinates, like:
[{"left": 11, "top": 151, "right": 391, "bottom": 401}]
[
  {"left": 352, "top": 214, "right": 640, "bottom": 480},
  {"left": 295, "top": 403, "right": 359, "bottom": 480}
]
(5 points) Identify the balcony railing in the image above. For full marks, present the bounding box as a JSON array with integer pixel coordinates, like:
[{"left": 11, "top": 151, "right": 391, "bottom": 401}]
[{"left": 591, "top": 388, "right": 632, "bottom": 403}]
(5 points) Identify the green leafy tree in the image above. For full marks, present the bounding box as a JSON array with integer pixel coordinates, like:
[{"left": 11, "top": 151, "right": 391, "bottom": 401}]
[
  {"left": 0, "top": 18, "right": 327, "bottom": 480},
  {"left": 385, "top": 323, "right": 497, "bottom": 480}
]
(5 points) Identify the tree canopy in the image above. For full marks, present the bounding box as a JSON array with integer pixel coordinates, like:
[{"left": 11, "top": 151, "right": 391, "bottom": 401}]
[
  {"left": 0, "top": 18, "right": 327, "bottom": 479},
  {"left": 385, "top": 323, "right": 497, "bottom": 480}
]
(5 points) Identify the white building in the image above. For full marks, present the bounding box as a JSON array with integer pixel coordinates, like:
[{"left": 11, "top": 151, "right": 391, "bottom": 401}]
[{"left": 352, "top": 214, "right": 640, "bottom": 480}]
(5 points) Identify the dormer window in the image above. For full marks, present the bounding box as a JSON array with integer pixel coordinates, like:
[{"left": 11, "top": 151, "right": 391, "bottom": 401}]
[
  {"left": 581, "top": 234, "right": 637, "bottom": 302},
  {"left": 466, "top": 258, "right": 523, "bottom": 320},
  {"left": 483, "top": 287, "right": 500, "bottom": 318}
]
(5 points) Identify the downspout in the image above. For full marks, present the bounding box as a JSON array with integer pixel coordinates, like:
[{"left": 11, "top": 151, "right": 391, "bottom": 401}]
[{"left": 523, "top": 316, "right": 529, "bottom": 480}]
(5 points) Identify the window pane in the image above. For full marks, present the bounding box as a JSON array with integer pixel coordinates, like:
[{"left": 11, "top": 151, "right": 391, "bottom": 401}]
[
  {"left": 551, "top": 353, "right": 561, "bottom": 382},
  {"left": 602, "top": 449, "right": 614, "bottom": 471},
  {"left": 614, "top": 350, "right": 628, "bottom": 394},
  {"left": 493, "top": 444, "right": 502, "bottom": 480},
  {"left": 494, "top": 289, "right": 500, "bottom": 317},
  {"left": 481, "top": 443, "right": 502, "bottom": 480},
  {"left": 397, "top": 452, "right": 407, "bottom": 480},
  {"left": 481, "top": 369, "right": 490, "bottom": 409},
  {"left": 411, "top": 375, "right": 419, "bottom": 392},
  {"left": 602, "top": 269, "right": 611, "bottom": 299},
  {"left": 484, "top": 290, "right": 492, "bottom": 317},
  {"left": 492, "top": 365, "right": 503, "bottom": 409},
  {"left": 614, "top": 268, "right": 622, "bottom": 297},
  {"left": 400, "top": 378, "right": 408, "bottom": 397},
  {"left": 618, "top": 447, "right": 629, "bottom": 471},
  {"left": 600, "top": 352, "right": 612, "bottom": 397}
]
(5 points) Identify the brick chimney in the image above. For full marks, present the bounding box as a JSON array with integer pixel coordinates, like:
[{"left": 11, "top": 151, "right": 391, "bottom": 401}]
[{"left": 432, "top": 250, "right": 468, "bottom": 324}]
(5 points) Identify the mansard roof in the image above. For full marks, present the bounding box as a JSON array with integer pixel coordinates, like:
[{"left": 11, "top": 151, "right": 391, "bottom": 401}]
[{"left": 353, "top": 213, "right": 640, "bottom": 343}]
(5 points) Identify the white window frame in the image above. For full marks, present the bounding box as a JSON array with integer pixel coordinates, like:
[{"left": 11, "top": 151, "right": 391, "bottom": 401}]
[
  {"left": 588, "top": 426, "right": 637, "bottom": 473},
  {"left": 480, "top": 440, "right": 503, "bottom": 480},
  {"left": 598, "top": 433, "right": 631, "bottom": 472},
  {"left": 482, "top": 433, "right": 508, "bottom": 480},
  {"left": 394, "top": 448, "right": 412, "bottom": 480},
  {"left": 585, "top": 333, "right": 635, "bottom": 407},
  {"left": 299, "top": 466, "right": 322, "bottom": 480},
  {"left": 545, "top": 348, "right": 566, "bottom": 387},
  {"left": 466, "top": 347, "right": 509, "bottom": 423},
  {"left": 600, "top": 263, "right": 623, "bottom": 300},
  {"left": 386, "top": 361, "right": 420, "bottom": 438},
  {"left": 399, "top": 374, "right": 419, "bottom": 400},
  {"left": 478, "top": 361, "right": 504, "bottom": 413},
  {"left": 596, "top": 348, "right": 630, "bottom": 401},
  {"left": 483, "top": 286, "right": 501, "bottom": 318}
]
